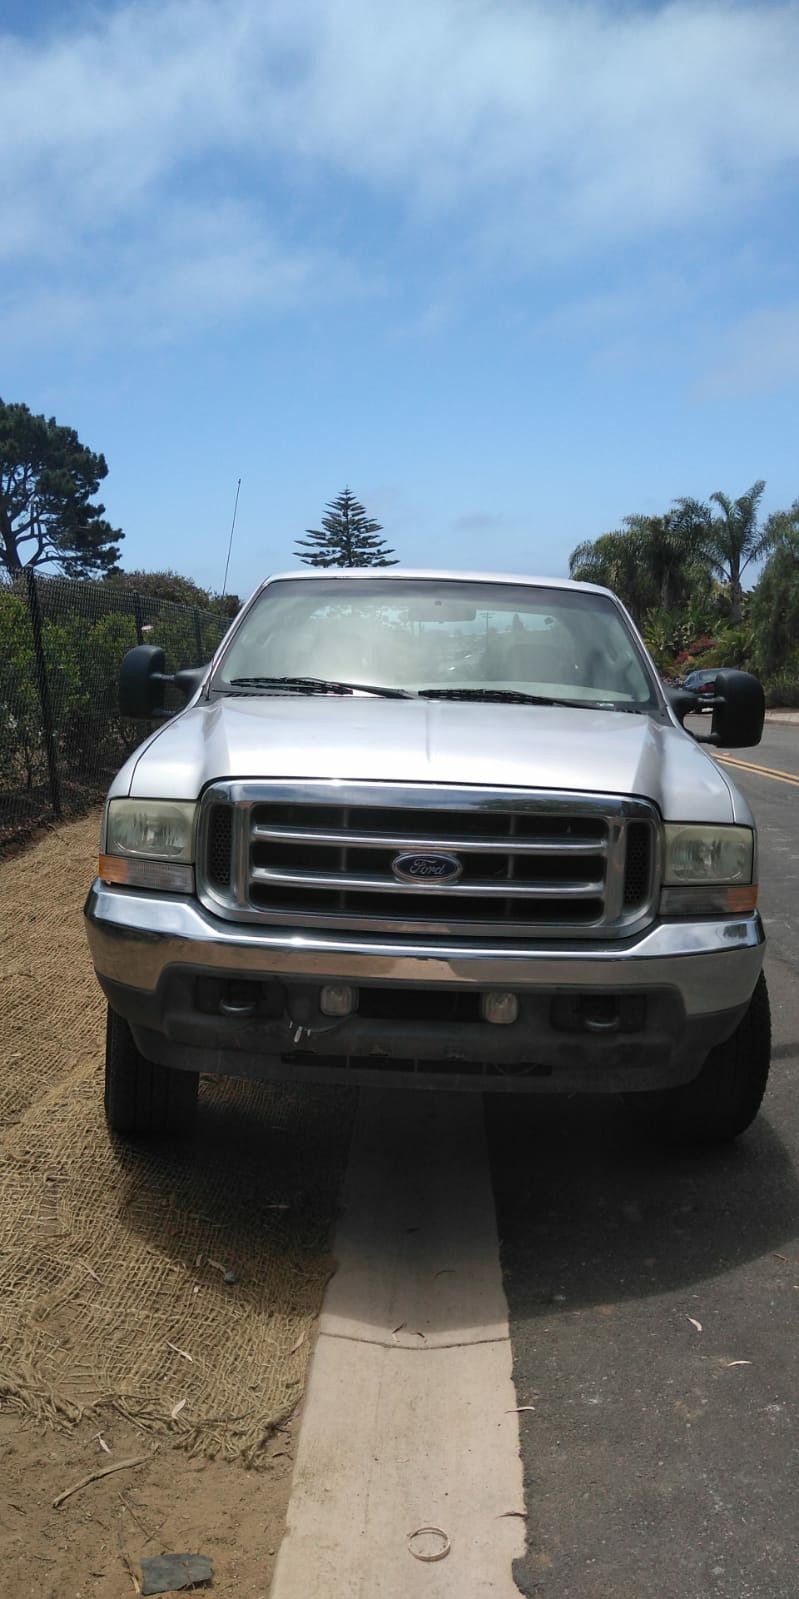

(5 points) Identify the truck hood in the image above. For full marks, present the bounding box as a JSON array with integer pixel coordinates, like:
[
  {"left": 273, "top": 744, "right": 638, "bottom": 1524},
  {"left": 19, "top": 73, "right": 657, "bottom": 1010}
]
[{"left": 120, "top": 695, "right": 742, "bottom": 823}]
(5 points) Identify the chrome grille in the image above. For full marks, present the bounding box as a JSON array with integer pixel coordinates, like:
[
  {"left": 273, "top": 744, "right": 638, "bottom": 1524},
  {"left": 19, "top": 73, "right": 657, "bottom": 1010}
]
[{"left": 198, "top": 782, "right": 658, "bottom": 939}]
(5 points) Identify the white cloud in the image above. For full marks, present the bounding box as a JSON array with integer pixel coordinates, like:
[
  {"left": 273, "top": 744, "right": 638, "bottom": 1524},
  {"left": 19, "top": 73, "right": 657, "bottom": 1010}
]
[
  {"left": 268, "top": 0, "right": 799, "bottom": 243},
  {"left": 0, "top": 198, "right": 370, "bottom": 350},
  {"left": 1, "top": 0, "right": 798, "bottom": 343}
]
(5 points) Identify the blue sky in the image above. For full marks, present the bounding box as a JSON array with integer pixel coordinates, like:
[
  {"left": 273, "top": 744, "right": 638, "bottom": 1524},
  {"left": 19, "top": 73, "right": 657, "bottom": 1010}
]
[{"left": 2, "top": 0, "right": 798, "bottom": 601}]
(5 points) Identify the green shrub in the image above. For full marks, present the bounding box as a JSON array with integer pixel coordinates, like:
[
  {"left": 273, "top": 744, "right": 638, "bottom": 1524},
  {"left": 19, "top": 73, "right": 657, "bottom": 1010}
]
[
  {"left": 678, "top": 626, "right": 753, "bottom": 673},
  {"left": 0, "top": 590, "right": 82, "bottom": 789},
  {"left": 1, "top": 579, "right": 230, "bottom": 827},
  {"left": 763, "top": 665, "right": 799, "bottom": 708}
]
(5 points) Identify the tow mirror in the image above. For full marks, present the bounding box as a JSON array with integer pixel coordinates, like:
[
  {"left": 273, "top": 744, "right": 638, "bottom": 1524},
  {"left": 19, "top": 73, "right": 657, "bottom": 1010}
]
[
  {"left": 119, "top": 645, "right": 207, "bottom": 719},
  {"left": 708, "top": 669, "right": 765, "bottom": 749},
  {"left": 667, "top": 670, "right": 765, "bottom": 749}
]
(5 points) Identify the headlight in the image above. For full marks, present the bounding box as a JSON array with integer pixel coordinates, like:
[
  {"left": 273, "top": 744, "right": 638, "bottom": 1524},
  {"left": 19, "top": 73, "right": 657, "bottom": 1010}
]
[
  {"left": 106, "top": 800, "right": 196, "bottom": 862},
  {"left": 660, "top": 823, "right": 757, "bottom": 917},
  {"left": 662, "top": 824, "right": 753, "bottom": 886},
  {"left": 101, "top": 800, "right": 196, "bottom": 892}
]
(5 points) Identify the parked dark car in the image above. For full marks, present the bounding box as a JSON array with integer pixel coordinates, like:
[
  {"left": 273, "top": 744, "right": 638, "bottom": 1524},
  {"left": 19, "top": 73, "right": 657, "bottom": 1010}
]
[{"left": 683, "top": 668, "right": 721, "bottom": 707}]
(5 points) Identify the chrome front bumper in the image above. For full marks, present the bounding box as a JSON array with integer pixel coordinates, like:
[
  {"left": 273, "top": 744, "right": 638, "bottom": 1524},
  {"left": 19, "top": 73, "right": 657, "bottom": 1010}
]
[
  {"left": 85, "top": 883, "right": 764, "bottom": 1017},
  {"left": 84, "top": 885, "right": 766, "bottom": 1091}
]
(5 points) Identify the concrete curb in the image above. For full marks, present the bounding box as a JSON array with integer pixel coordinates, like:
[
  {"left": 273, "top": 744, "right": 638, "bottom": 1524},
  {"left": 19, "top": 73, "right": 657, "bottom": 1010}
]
[{"left": 270, "top": 1092, "right": 525, "bottom": 1597}]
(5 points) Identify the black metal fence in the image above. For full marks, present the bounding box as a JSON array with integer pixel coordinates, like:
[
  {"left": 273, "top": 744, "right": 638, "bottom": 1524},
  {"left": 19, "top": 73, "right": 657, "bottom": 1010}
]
[{"left": 0, "top": 572, "right": 230, "bottom": 847}]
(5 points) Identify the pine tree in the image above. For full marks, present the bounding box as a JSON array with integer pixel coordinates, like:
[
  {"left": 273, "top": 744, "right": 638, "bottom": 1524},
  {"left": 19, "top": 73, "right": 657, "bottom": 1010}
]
[
  {"left": 295, "top": 488, "right": 398, "bottom": 567},
  {"left": 0, "top": 398, "right": 123, "bottom": 577}
]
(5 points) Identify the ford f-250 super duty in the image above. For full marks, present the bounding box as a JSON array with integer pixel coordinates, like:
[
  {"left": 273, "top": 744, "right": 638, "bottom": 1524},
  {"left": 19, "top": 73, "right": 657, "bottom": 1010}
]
[{"left": 84, "top": 570, "right": 770, "bottom": 1145}]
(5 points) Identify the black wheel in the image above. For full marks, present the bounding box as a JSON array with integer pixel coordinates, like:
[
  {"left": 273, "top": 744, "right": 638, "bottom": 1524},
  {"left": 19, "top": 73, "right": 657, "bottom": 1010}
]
[
  {"left": 625, "top": 973, "right": 771, "bottom": 1145},
  {"left": 104, "top": 1006, "right": 198, "bottom": 1136}
]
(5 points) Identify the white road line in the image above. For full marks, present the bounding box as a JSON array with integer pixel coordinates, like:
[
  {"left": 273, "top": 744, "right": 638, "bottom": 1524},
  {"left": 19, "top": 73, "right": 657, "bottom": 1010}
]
[{"left": 270, "top": 1090, "right": 525, "bottom": 1598}]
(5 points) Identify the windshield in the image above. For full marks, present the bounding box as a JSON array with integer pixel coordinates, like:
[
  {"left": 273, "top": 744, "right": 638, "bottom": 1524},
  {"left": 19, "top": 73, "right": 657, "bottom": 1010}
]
[{"left": 213, "top": 577, "right": 659, "bottom": 709}]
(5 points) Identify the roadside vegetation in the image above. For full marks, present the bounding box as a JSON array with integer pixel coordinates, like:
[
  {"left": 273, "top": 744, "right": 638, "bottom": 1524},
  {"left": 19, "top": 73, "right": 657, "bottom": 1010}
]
[{"left": 570, "top": 484, "right": 799, "bottom": 705}]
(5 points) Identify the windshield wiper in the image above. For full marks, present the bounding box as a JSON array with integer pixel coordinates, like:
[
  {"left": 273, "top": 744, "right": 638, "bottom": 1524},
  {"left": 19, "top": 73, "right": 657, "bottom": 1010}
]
[
  {"left": 227, "top": 675, "right": 414, "bottom": 699},
  {"left": 416, "top": 688, "right": 615, "bottom": 709}
]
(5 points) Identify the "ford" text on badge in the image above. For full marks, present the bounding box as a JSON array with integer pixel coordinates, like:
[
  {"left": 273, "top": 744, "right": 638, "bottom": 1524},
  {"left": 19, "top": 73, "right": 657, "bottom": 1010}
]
[{"left": 391, "top": 852, "right": 464, "bottom": 885}]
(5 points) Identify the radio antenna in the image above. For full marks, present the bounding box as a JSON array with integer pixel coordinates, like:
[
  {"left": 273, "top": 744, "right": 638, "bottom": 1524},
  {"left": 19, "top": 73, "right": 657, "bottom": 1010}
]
[{"left": 221, "top": 477, "right": 241, "bottom": 599}]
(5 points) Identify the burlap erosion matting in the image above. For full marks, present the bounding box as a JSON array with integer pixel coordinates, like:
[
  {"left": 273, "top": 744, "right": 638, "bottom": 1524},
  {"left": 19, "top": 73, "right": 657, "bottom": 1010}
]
[{"left": 0, "top": 815, "right": 353, "bottom": 1465}]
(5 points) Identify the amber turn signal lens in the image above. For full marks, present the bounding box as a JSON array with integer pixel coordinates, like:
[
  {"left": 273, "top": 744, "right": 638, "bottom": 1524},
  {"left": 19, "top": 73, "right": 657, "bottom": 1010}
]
[
  {"left": 99, "top": 855, "right": 194, "bottom": 892},
  {"left": 659, "top": 882, "right": 758, "bottom": 917},
  {"left": 100, "top": 854, "right": 131, "bottom": 885},
  {"left": 724, "top": 884, "right": 758, "bottom": 913}
]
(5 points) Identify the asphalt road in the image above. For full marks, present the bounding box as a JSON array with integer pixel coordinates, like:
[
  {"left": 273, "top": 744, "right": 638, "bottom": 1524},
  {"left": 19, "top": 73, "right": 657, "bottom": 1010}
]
[{"left": 487, "top": 723, "right": 799, "bottom": 1599}]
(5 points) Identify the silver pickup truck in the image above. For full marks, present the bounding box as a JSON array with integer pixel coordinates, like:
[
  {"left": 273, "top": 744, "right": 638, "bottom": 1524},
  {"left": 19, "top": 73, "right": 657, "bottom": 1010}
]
[{"left": 85, "top": 570, "right": 770, "bottom": 1145}]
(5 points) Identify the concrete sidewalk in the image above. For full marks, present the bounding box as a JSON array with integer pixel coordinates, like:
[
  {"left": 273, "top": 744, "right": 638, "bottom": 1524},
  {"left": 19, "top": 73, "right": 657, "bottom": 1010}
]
[{"left": 765, "top": 709, "right": 799, "bottom": 725}]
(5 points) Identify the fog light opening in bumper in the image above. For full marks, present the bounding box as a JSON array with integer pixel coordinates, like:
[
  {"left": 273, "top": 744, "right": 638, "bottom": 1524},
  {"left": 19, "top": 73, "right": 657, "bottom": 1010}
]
[
  {"left": 481, "top": 991, "right": 519, "bottom": 1026},
  {"left": 320, "top": 983, "right": 357, "bottom": 1018}
]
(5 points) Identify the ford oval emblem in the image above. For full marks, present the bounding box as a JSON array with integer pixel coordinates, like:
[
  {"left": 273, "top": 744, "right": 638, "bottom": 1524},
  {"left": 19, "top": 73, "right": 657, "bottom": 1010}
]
[{"left": 391, "top": 851, "right": 464, "bottom": 885}]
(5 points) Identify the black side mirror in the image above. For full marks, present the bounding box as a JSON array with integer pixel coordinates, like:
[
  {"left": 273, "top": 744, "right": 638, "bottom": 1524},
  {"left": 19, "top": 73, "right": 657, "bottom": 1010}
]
[
  {"left": 667, "top": 670, "right": 764, "bottom": 749},
  {"left": 119, "top": 645, "right": 207, "bottom": 719},
  {"left": 708, "top": 669, "right": 765, "bottom": 749}
]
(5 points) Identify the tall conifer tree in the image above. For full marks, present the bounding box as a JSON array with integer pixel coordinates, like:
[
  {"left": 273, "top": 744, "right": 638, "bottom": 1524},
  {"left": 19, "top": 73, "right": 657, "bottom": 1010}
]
[{"left": 295, "top": 488, "right": 397, "bottom": 567}]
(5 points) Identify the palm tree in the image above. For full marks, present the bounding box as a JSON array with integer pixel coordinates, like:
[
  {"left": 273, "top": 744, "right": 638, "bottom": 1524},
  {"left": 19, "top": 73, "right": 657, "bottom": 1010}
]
[
  {"left": 750, "top": 501, "right": 799, "bottom": 675},
  {"left": 621, "top": 503, "right": 708, "bottom": 614},
  {"left": 569, "top": 530, "right": 653, "bottom": 622},
  {"left": 692, "top": 481, "right": 773, "bottom": 622}
]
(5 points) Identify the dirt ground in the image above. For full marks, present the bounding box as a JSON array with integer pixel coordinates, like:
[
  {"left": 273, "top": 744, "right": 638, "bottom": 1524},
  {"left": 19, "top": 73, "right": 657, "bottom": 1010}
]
[
  {"left": 0, "top": 813, "right": 354, "bottom": 1597},
  {"left": 0, "top": 1409, "right": 292, "bottom": 1598}
]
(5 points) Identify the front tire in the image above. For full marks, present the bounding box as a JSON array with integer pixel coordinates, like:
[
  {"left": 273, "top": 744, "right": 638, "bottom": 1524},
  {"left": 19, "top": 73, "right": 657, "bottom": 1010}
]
[
  {"left": 625, "top": 973, "right": 771, "bottom": 1145},
  {"left": 104, "top": 1006, "right": 198, "bottom": 1136}
]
